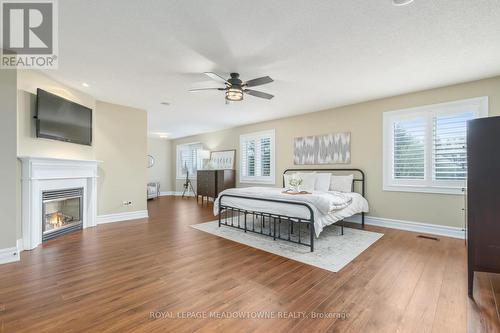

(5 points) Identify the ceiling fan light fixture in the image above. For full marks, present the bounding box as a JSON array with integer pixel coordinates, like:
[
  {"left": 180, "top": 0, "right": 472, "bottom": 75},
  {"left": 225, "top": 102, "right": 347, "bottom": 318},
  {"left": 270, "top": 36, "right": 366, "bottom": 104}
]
[
  {"left": 225, "top": 87, "right": 243, "bottom": 101},
  {"left": 193, "top": 72, "right": 272, "bottom": 102}
]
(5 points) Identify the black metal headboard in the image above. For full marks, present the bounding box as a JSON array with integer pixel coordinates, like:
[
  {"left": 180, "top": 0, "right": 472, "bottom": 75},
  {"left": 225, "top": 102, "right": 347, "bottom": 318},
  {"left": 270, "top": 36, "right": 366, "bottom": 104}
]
[{"left": 282, "top": 168, "right": 365, "bottom": 197}]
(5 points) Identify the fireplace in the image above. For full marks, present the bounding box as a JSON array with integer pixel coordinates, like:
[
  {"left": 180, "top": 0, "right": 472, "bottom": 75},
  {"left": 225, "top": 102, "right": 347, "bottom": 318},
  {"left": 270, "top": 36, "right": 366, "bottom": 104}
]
[
  {"left": 20, "top": 157, "right": 98, "bottom": 250},
  {"left": 42, "top": 188, "right": 83, "bottom": 241}
]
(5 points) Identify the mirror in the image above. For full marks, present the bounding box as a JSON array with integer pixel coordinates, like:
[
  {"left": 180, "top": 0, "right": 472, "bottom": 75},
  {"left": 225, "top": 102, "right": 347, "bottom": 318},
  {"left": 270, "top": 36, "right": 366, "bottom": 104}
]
[{"left": 147, "top": 155, "right": 155, "bottom": 168}]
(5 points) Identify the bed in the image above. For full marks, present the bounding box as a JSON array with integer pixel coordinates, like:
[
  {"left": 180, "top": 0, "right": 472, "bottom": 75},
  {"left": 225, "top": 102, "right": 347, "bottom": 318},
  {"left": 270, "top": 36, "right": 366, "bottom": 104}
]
[{"left": 213, "top": 168, "right": 368, "bottom": 252}]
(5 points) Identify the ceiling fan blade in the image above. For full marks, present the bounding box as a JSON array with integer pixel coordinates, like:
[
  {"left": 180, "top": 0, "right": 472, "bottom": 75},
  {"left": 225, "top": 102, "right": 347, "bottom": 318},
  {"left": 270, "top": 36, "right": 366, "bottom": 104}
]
[
  {"left": 244, "top": 89, "right": 274, "bottom": 100},
  {"left": 189, "top": 88, "right": 225, "bottom": 92},
  {"left": 204, "top": 72, "right": 229, "bottom": 84},
  {"left": 244, "top": 76, "right": 273, "bottom": 87}
]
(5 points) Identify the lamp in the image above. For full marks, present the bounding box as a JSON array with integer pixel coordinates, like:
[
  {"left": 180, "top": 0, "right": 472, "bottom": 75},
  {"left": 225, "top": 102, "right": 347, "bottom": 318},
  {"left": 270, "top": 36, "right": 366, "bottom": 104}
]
[{"left": 225, "top": 87, "right": 243, "bottom": 101}]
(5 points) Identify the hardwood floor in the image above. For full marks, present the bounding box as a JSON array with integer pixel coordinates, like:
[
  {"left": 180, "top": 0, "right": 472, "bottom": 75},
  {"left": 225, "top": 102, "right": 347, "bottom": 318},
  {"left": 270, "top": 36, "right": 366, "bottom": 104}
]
[{"left": 1, "top": 196, "right": 499, "bottom": 332}]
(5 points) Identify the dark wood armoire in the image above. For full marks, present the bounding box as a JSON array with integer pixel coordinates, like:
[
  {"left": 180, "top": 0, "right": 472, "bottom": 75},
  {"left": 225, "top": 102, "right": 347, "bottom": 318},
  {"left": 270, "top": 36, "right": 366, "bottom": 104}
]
[
  {"left": 467, "top": 116, "right": 500, "bottom": 297},
  {"left": 196, "top": 169, "right": 236, "bottom": 204}
]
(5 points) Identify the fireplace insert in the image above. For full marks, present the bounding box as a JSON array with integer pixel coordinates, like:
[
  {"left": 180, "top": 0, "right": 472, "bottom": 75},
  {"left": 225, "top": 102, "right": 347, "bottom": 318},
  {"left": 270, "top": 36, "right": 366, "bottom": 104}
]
[{"left": 42, "top": 188, "right": 83, "bottom": 241}]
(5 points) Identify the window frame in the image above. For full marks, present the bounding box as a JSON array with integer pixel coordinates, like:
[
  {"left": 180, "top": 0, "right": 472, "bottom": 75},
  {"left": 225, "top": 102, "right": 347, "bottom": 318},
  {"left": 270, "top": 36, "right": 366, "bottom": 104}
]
[
  {"left": 383, "top": 97, "right": 488, "bottom": 195},
  {"left": 176, "top": 142, "right": 203, "bottom": 180},
  {"left": 239, "top": 129, "right": 276, "bottom": 185}
]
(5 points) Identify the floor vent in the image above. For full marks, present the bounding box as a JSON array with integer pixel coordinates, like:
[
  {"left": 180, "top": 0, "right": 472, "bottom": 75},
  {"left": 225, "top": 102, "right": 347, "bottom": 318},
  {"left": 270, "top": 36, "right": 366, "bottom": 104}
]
[{"left": 417, "top": 235, "right": 440, "bottom": 241}]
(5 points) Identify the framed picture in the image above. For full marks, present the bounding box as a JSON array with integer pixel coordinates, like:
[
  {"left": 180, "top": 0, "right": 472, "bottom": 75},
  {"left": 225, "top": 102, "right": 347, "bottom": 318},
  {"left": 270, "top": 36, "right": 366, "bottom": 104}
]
[
  {"left": 294, "top": 132, "right": 351, "bottom": 165},
  {"left": 210, "top": 150, "right": 236, "bottom": 170}
]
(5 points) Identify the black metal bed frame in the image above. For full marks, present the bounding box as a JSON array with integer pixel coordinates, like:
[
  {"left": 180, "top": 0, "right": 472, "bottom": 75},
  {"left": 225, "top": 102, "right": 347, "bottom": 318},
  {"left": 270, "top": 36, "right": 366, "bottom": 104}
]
[{"left": 218, "top": 168, "right": 365, "bottom": 252}]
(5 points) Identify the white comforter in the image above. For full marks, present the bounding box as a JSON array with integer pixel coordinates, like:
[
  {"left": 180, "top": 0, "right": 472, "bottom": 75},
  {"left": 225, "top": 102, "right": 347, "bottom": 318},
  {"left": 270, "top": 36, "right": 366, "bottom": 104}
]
[{"left": 213, "top": 187, "right": 369, "bottom": 237}]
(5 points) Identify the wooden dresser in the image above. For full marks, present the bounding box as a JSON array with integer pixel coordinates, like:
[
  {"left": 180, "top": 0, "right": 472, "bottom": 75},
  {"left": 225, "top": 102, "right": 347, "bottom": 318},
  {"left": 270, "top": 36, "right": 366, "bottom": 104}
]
[
  {"left": 197, "top": 169, "right": 236, "bottom": 203},
  {"left": 467, "top": 116, "right": 500, "bottom": 297}
]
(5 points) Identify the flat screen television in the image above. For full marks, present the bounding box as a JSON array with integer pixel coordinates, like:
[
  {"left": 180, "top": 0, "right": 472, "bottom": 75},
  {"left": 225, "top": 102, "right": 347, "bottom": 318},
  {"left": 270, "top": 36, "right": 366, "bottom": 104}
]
[{"left": 36, "top": 88, "right": 92, "bottom": 146}]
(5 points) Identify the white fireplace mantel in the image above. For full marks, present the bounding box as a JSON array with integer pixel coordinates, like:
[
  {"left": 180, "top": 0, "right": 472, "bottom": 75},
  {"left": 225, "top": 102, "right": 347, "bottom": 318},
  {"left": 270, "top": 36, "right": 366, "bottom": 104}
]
[{"left": 19, "top": 157, "right": 99, "bottom": 250}]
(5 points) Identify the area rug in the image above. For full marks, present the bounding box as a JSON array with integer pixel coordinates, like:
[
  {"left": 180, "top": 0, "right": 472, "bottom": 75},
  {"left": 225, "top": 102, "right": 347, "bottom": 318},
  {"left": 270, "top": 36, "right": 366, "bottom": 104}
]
[{"left": 191, "top": 220, "right": 383, "bottom": 272}]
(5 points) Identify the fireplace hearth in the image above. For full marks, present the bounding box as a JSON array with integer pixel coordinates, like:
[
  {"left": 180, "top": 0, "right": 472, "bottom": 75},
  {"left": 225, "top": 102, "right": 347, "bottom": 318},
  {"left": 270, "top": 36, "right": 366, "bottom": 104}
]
[{"left": 42, "top": 188, "right": 83, "bottom": 241}]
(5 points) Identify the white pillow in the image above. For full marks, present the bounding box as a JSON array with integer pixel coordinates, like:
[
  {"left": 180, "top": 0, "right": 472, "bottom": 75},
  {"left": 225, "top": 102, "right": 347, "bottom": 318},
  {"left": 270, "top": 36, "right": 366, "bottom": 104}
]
[
  {"left": 297, "top": 172, "right": 316, "bottom": 192},
  {"left": 330, "top": 174, "right": 354, "bottom": 192},
  {"left": 314, "top": 173, "right": 331, "bottom": 192}
]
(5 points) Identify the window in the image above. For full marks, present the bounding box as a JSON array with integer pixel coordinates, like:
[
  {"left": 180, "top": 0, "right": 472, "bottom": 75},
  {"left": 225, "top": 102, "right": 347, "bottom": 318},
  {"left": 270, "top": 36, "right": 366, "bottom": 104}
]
[
  {"left": 176, "top": 142, "right": 203, "bottom": 179},
  {"left": 240, "top": 129, "right": 275, "bottom": 184},
  {"left": 383, "top": 97, "right": 488, "bottom": 194}
]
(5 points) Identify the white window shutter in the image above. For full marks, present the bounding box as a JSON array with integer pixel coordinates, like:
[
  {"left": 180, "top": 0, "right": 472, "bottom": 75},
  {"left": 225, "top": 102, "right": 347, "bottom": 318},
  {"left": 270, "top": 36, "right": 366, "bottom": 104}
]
[
  {"left": 383, "top": 97, "right": 488, "bottom": 194},
  {"left": 239, "top": 130, "right": 275, "bottom": 184},
  {"left": 433, "top": 111, "right": 474, "bottom": 181},
  {"left": 393, "top": 118, "right": 426, "bottom": 180},
  {"left": 240, "top": 139, "right": 256, "bottom": 177},
  {"left": 260, "top": 136, "right": 271, "bottom": 177},
  {"left": 176, "top": 143, "right": 202, "bottom": 179}
]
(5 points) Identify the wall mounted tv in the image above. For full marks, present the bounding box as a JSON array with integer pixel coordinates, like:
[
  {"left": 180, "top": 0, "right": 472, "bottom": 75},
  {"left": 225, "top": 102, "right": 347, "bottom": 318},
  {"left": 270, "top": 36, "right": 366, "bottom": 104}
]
[{"left": 36, "top": 88, "right": 92, "bottom": 146}]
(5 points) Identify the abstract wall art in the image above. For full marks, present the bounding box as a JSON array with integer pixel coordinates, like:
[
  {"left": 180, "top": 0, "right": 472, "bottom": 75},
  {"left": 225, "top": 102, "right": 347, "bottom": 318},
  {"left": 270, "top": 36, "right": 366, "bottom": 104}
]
[{"left": 293, "top": 132, "right": 351, "bottom": 165}]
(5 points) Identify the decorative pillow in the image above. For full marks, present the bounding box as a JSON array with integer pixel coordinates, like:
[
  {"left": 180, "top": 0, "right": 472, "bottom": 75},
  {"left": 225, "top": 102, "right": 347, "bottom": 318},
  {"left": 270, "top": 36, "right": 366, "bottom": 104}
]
[
  {"left": 330, "top": 174, "right": 354, "bottom": 192},
  {"left": 314, "top": 173, "right": 331, "bottom": 192},
  {"left": 297, "top": 172, "right": 316, "bottom": 192}
]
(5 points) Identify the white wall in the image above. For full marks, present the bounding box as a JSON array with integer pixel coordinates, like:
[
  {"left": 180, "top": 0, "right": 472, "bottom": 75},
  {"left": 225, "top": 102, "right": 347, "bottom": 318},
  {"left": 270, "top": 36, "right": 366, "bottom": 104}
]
[
  {"left": 147, "top": 137, "right": 173, "bottom": 192},
  {"left": 94, "top": 101, "right": 148, "bottom": 215}
]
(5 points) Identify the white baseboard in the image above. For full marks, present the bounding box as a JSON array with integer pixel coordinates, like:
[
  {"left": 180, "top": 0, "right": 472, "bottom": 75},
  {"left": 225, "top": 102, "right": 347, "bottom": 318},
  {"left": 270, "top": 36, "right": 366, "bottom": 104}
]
[
  {"left": 160, "top": 191, "right": 195, "bottom": 197},
  {"left": 0, "top": 244, "right": 20, "bottom": 265},
  {"left": 345, "top": 214, "right": 465, "bottom": 239},
  {"left": 97, "top": 210, "right": 149, "bottom": 224},
  {"left": 17, "top": 239, "right": 23, "bottom": 252}
]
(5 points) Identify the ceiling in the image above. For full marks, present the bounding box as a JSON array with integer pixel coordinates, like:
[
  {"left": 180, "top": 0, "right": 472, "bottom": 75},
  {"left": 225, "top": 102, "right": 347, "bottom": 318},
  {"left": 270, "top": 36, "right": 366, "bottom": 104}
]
[{"left": 45, "top": 0, "right": 500, "bottom": 138}]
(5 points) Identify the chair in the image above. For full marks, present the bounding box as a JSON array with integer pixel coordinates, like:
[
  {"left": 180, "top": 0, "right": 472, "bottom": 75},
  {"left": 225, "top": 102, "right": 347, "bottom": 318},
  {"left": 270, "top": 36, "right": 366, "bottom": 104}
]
[{"left": 147, "top": 182, "right": 160, "bottom": 200}]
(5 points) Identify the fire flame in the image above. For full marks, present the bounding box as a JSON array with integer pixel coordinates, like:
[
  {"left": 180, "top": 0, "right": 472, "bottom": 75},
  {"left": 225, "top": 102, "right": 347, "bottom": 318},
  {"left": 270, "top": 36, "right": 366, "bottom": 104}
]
[{"left": 48, "top": 212, "right": 65, "bottom": 229}]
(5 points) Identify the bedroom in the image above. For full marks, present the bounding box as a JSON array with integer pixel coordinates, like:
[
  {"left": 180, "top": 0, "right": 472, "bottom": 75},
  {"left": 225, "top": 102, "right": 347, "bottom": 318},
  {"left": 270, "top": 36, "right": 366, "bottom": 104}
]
[{"left": 1, "top": 1, "right": 500, "bottom": 332}]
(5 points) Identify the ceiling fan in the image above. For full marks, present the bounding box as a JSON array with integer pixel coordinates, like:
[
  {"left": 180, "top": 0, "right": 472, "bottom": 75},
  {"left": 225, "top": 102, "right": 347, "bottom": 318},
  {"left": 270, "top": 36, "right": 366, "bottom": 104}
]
[{"left": 189, "top": 72, "right": 274, "bottom": 102}]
